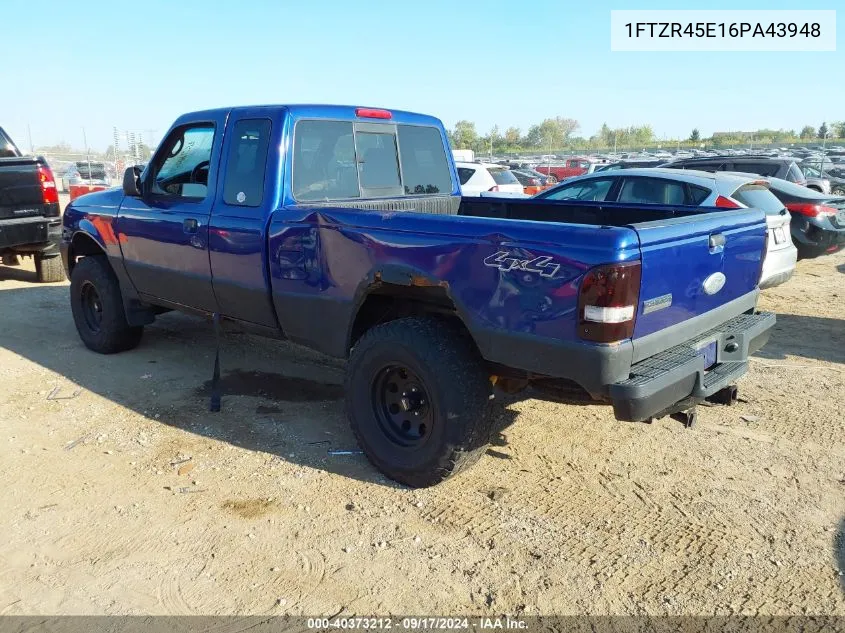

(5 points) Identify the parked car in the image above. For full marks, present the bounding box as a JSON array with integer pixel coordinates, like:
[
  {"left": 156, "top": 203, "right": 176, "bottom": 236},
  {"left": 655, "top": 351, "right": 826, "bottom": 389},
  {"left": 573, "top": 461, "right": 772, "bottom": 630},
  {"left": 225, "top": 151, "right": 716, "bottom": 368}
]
[
  {"left": 760, "top": 177, "right": 845, "bottom": 258},
  {"left": 534, "top": 157, "right": 596, "bottom": 182},
  {"left": 661, "top": 156, "right": 807, "bottom": 187},
  {"left": 0, "top": 125, "right": 64, "bottom": 282},
  {"left": 60, "top": 161, "right": 110, "bottom": 192},
  {"left": 801, "top": 162, "right": 845, "bottom": 196},
  {"left": 511, "top": 169, "right": 550, "bottom": 196},
  {"left": 719, "top": 174, "right": 797, "bottom": 288},
  {"left": 456, "top": 161, "right": 523, "bottom": 195},
  {"left": 61, "top": 104, "right": 774, "bottom": 486},
  {"left": 536, "top": 169, "right": 796, "bottom": 288},
  {"left": 593, "top": 159, "right": 664, "bottom": 172}
]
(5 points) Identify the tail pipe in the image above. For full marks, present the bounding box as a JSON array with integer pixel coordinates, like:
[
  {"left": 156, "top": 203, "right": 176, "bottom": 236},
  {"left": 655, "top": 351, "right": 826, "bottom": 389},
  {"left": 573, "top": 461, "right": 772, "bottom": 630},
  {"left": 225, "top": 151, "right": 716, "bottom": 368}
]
[{"left": 707, "top": 385, "right": 739, "bottom": 406}]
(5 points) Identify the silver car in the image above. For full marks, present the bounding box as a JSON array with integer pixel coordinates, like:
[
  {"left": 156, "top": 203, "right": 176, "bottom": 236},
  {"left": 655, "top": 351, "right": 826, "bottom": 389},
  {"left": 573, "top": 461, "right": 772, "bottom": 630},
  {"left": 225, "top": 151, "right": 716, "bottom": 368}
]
[
  {"left": 60, "top": 161, "right": 110, "bottom": 192},
  {"left": 535, "top": 168, "right": 797, "bottom": 289}
]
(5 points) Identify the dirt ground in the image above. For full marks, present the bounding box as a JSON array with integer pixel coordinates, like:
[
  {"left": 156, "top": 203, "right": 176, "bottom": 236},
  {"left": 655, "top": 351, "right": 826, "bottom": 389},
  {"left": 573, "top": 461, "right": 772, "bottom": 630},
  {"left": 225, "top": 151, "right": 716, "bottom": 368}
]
[{"left": 0, "top": 246, "right": 843, "bottom": 617}]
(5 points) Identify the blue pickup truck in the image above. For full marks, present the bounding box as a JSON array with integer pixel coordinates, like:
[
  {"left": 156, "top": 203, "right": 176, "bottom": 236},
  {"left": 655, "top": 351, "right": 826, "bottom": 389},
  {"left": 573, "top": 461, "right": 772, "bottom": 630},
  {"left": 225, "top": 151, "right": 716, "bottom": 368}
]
[{"left": 61, "top": 105, "right": 775, "bottom": 487}]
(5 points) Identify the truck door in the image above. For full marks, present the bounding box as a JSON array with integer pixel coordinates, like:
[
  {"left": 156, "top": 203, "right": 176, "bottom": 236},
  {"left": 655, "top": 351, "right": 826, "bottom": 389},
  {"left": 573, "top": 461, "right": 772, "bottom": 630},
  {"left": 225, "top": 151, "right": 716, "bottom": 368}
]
[
  {"left": 208, "top": 113, "right": 279, "bottom": 328},
  {"left": 117, "top": 118, "right": 223, "bottom": 311}
]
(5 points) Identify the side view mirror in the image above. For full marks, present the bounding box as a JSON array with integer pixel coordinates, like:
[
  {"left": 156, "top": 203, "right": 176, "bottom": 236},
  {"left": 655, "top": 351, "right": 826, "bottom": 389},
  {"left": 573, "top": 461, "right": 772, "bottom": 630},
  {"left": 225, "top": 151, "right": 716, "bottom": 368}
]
[{"left": 122, "top": 165, "right": 143, "bottom": 196}]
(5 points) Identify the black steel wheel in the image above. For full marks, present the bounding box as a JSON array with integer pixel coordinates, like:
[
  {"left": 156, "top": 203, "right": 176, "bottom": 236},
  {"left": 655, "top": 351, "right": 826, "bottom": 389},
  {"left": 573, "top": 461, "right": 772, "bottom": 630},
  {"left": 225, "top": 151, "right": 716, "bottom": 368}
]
[
  {"left": 372, "top": 364, "right": 433, "bottom": 448},
  {"left": 346, "top": 317, "right": 493, "bottom": 487},
  {"left": 70, "top": 256, "right": 143, "bottom": 354}
]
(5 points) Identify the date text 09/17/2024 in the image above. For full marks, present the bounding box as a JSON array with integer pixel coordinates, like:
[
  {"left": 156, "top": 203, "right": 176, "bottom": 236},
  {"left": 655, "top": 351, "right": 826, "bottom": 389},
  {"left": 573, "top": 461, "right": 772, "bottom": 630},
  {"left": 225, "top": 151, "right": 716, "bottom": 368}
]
[{"left": 306, "top": 617, "right": 528, "bottom": 630}]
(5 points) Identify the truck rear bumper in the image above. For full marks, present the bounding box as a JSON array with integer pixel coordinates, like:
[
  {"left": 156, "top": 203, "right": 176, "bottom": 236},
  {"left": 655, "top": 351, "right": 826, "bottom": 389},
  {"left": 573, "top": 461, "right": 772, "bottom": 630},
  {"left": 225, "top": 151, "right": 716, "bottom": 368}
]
[
  {"left": 0, "top": 217, "right": 61, "bottom": 256},
  {"left": 609, "top": 312, "right": 775, "bottom": 422}
]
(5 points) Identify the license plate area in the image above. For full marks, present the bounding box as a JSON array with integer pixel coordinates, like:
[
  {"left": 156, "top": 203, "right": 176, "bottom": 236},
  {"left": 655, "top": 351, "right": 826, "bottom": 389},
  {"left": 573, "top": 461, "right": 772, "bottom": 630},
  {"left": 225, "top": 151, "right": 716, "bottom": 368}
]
[
  {"left": 694, "top": 339, "right": 718, "bottom": 370},
  {"left": 773, "top": 227, "right": 786, "bottom": 244}
]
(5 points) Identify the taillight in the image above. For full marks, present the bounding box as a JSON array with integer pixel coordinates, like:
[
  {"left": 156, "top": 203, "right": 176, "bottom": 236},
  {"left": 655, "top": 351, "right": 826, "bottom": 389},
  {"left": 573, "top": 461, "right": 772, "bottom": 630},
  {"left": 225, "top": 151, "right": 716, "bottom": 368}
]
[
  {"left": 37, "top": 165, "right": 59, "bottom": 204},
  {"left": 488, "top": 185, "right": 500, "bottom": 192},
  {"left": 578, "top": 261, "right": 642, "bottom": 343},
  {"left": 786, "top": 203, "right": 837, "bottom": 218},
  {"left": 355, "top": 108, "right": 392, "bottom": 119},
  {"left": 714, "top": 195, "right": 742, "bottom": 209},
  {"left": 757, "top": 235, "right": 768, "bottom": 285}
]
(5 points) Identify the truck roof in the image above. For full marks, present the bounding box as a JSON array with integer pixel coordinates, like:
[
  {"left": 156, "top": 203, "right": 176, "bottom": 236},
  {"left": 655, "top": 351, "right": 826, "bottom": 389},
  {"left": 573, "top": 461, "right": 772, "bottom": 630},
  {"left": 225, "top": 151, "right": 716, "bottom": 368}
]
[{"left": 173, "top": 104, "right": 445, "bottom": 128}]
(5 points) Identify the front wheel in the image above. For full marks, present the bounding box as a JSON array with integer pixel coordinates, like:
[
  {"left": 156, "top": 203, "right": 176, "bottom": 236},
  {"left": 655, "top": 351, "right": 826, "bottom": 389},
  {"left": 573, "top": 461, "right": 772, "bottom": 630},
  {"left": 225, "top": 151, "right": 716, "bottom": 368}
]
[
  {"left": 70, "top": 256, "right": 143, "bottom": 353},
  {"left": 346, "top": 317, "right": 493, "bottom": 487}
]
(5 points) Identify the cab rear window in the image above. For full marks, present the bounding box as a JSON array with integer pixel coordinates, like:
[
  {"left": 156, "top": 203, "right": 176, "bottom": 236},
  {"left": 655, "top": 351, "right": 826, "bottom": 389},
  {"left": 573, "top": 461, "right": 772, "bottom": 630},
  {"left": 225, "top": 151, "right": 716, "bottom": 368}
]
[{"left": 292, "top": 120, "right": 453, "bottom": 201}]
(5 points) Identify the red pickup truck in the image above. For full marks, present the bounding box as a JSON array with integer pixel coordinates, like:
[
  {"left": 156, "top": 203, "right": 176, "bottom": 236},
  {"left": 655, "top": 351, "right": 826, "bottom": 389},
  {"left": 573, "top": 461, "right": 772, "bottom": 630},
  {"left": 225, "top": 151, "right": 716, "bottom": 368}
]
[{"left": 535, "top": 157, "right": 596, "bottom": 182}]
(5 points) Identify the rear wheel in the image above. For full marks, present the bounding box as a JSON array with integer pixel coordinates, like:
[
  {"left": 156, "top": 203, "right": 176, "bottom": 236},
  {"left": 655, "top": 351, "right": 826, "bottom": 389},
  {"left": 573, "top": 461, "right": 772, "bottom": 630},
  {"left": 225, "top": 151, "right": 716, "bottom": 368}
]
[
  {"left": 70, "top": 256, "right": 143, "bottom": 353},
  {"left": 346, "top": 317, "right": 493, "bottom": 487},
  {"left": 832, "top": 186, "right": 845, "bottom": 196},
  {"left": 35, "top": 254, "right": 65, "bottom": 283}
]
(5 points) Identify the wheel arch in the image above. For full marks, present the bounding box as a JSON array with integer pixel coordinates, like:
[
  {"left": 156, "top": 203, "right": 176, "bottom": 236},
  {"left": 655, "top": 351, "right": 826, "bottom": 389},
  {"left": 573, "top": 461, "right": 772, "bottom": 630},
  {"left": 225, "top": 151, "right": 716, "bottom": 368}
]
[{"left": 347, "top": 266, "right": 480, "bottom": 356}]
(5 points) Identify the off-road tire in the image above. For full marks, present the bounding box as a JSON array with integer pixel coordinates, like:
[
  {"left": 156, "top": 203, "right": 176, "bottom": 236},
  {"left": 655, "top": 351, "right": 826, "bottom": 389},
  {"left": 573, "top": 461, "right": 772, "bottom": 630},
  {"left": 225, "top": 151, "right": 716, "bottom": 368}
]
[
  {"left": 346, "top": 317, "right": 493, "bottom": 488},
  {"left": 70, "top": 256, "right": 143, "bottom": 353},
  {"left": 35, "top": 254, "right": 65, "bottom": 283}
]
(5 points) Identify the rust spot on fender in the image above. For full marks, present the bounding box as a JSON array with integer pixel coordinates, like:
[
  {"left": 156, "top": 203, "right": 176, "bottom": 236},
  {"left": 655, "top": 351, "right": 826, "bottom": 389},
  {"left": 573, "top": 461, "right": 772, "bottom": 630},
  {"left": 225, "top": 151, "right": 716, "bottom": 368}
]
[{"left": 410, "top": 275, "right": 448, "bottom": 288}]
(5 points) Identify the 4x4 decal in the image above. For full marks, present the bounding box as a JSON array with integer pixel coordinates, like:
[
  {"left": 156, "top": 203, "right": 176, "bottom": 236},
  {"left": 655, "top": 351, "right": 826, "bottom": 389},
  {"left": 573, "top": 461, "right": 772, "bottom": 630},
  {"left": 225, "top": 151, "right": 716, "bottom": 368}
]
[{"left": 483, "top": 251, "right": 561, "bottom": 278}]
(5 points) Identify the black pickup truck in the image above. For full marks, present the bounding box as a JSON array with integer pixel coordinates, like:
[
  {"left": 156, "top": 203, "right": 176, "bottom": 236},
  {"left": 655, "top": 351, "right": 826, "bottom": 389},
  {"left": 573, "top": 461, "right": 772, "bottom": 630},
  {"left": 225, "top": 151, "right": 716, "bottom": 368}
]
[{"left": 0, "top": 126, "right": 64, "bottom": 282}]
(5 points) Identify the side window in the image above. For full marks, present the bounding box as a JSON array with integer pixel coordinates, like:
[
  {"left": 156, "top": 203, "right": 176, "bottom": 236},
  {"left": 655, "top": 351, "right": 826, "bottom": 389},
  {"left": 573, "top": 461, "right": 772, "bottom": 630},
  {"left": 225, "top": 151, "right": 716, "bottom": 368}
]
[
  {"left": 543, "top": 178, "right": 615, "bottom": 201},
  {"left": 397, "top": 125, "right": 452, "bottom": 194},
  {"left": 786, "top": 163, "right": 804, "bottom": 183},
  {"left": 735, "top": 162, "right": 778, "bottom": 177},
  {"left": 687, "top": 184, "right": 711, "bottom": 205},
  {"left": 618, "top": 177, "right": 685, "bottom": 205},
  {"left": 457, "top": 167, "right": 475, "bottom": 185},
  {"left": 293, "top": 120, "right": 359, "bottom": 201},
  {"left": 222, "top": 119, "right": 272, "bottom": 208},
  {"left": 150, "top": 124, "right": 215, "bottom": 199}
]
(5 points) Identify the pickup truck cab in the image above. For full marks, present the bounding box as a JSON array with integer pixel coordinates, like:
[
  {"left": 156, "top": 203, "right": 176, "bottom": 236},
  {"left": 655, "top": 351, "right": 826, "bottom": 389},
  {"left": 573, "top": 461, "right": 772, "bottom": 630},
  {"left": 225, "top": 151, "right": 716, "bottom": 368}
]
[
  {"left": 0, "top": 126, "right": 65, "bottom": 282},
  {"left": 62, "top": 105, "right": 774, "bottom": 487},
  {"left": 535, "top": 156, "right": 596, "bottom": 182}
]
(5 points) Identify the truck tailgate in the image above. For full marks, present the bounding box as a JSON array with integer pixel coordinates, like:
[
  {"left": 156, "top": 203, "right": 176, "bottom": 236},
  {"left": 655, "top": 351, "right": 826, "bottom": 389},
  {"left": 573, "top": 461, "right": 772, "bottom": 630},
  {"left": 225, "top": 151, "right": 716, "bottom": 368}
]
[
  {"left": 631, "top": 208, "right": 766, "bottom": 340},
  {"left": 0, "top": 158, "right": 44, "bottom": 215}
]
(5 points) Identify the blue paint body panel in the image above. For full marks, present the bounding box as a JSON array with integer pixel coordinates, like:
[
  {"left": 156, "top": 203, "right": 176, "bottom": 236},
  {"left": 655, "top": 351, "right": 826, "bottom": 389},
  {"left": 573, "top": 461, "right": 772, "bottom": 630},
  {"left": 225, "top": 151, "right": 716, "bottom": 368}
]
[{"left": 61, "top": 104, "right": 769, "bottom": 402}]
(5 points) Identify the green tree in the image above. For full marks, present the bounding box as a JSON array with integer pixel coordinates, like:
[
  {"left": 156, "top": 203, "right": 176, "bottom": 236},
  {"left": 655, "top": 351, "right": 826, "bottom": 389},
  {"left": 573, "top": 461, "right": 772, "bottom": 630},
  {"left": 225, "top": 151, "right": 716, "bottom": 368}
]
[
  {"left": 800, "top": 125, "right": 816, "bottom": 139},
  {"left": 504, "top": 127, "right": 521, "bottom": 146},
  {"left": 834, "top": 121, "right": 845, "bottom": 138},
  {"left": 597, "top": 123, "right": 613, "bottom": 146},
  {"left": 451, "top": 120, "right": 477, "bottom": 149},
  {"left": 818, "top": 122, "right": 829, "bottom": 139},
  {"left": 689, "top": 128, "right": 700, "bottom": 142},
  {"left": 523, "top": 125, "right": 543, "bottom": 148},
  {"left": 537, "top": 117, "right": 580, "bottom": 148}
]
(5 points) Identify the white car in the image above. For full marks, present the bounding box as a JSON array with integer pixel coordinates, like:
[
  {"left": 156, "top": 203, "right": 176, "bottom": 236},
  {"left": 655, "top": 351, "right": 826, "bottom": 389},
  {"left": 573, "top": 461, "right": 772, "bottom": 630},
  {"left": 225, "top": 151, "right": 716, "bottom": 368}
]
[
  {"left": 535, "top": 168, "right": 797, "bottom": 289},
  {"left": 455, "top": 161, "right": 523, "bottom": 196}
]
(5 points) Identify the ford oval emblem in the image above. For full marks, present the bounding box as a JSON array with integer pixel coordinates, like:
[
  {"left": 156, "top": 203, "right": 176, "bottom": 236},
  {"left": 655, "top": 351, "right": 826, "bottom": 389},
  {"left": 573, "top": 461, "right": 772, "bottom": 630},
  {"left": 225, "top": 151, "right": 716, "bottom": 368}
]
[{"left": 702, "top": 272, "right": 726, "bottom": 295}]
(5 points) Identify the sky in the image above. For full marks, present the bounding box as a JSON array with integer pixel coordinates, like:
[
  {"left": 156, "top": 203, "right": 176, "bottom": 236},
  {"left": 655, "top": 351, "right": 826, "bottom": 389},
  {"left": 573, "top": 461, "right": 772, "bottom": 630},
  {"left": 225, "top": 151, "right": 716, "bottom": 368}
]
[{"left": 0, "top": 0, "right": 841, "bottom": 150}]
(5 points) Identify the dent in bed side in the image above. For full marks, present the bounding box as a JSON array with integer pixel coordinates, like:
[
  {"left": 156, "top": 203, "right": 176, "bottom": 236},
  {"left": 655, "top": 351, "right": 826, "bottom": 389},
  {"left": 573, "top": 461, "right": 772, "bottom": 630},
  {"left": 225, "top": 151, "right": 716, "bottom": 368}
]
[{"left": 267, "top": 206, "right": 641, "bottom": 394}]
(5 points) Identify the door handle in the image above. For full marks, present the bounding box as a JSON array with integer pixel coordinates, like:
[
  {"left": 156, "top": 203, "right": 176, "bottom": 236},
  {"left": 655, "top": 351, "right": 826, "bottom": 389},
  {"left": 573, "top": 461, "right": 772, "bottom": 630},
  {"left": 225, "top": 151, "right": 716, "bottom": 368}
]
[
  {"left": 183, "top": 218, "right": 199, "bottom": 234},
  {"left": 709, "top": 233, "right": 725, "bottom": 253}
]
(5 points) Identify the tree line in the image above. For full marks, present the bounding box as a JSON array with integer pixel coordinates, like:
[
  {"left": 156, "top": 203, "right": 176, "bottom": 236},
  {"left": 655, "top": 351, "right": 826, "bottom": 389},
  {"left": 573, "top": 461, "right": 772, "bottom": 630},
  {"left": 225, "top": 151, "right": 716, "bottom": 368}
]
[{"left": 448, "top": 118, "right": 845, "bottom": 153}]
